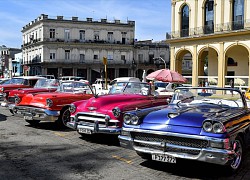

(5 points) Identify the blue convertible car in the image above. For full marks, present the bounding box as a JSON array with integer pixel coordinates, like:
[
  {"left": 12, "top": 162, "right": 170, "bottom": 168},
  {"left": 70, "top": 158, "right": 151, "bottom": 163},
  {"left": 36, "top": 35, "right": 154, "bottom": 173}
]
[{"left": 119, "top": 87, "right": 250, "bottom": 173}]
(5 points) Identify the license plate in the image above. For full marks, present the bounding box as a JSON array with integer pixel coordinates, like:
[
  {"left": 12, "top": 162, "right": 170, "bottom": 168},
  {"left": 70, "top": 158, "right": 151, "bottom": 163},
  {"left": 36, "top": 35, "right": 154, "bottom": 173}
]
[
  {"left": 24, "top": 115, "right": 33, "bottom": 120},
  {"left": 78, "top": 128, "right": 92, "bottom": 134},
  {"left": 152, "top": 154, "right": 176, "bottom": 163}
]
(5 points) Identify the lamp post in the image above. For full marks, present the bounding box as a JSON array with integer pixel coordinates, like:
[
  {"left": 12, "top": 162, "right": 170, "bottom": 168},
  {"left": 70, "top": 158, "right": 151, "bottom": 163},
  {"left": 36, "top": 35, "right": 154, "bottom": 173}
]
[{"left": 153, "top": 57, "right": 166, "bottom": 69}]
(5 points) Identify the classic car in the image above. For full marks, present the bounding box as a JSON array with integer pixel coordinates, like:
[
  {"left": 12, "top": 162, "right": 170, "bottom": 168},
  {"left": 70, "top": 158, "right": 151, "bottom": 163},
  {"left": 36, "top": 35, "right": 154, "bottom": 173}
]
[
  {"left": 13, "top": 81, "right": 94, "bottom": 127},
  {"left": 3, "top": 78, "right": 59, "bottom": 113},
  {"left": 0, "top": 76, "right": 44, "bottom": 101},
  {"left": 67, "top": 81, "right": 171, "bottom": 136},
  {"left": 119, "top": 87, "right": 250, "bottom": 173}
]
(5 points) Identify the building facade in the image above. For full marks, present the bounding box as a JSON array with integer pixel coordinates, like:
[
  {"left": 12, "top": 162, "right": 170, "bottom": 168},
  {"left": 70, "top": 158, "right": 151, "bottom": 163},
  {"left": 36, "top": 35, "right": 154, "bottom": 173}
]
[
  {"left": 0, "top": 45, "right": 22, "bottom": 78},
  {"left": 21, "top": 14, "right": 170, "bottom": 82},
  {"left": 167, "top": 0, "right": 250, "bottom": 88}
]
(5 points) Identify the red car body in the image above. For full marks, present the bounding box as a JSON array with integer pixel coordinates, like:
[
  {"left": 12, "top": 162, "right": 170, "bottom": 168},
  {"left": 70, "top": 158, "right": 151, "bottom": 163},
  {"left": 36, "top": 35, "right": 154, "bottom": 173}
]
[
  {"left": 0, "top": 76, "right": 44, "bottom": 101},
  {"left": 2, "top": 79, "right": 59, "bottom": 112},
  {"left": 13, "top": 81, "right": 94, "bottom": 127},
  {"left": 67, "top": 81, "right": 171, "bottom": 135}
]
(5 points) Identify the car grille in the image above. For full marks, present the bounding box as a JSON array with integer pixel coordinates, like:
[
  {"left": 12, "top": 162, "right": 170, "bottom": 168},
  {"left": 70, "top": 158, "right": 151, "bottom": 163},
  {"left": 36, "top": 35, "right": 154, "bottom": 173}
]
[
  {"left": 76, "top": 113, "right": 118, "bottom": 128},
  {"left": 131, "top": 132, "right": 208, "bottom": 155}
]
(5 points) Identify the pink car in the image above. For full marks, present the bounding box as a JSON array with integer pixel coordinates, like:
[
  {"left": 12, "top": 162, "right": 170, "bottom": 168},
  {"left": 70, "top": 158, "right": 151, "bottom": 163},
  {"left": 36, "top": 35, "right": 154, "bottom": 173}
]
[{"left": 67, "top": 81, "right": 171, "bottom": 136}]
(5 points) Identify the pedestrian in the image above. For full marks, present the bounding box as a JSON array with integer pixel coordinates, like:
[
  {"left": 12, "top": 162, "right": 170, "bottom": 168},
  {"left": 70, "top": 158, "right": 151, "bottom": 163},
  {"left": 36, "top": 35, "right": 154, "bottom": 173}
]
[{"left": 230, "top": 79, "right": 234, "bottom": 96}]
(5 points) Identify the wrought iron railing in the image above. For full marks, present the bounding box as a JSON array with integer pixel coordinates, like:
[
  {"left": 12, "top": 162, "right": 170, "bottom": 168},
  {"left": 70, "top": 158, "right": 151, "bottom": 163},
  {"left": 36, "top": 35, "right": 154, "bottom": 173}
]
[{"left": 166, "top": 19, "right": 250, "bottom": 39}]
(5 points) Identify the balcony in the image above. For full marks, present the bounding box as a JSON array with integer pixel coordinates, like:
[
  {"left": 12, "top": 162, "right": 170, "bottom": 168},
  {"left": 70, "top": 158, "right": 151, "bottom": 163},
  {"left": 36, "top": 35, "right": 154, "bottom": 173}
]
[{"left": 166, "top": 19, "right": 250, "bottom": 40}]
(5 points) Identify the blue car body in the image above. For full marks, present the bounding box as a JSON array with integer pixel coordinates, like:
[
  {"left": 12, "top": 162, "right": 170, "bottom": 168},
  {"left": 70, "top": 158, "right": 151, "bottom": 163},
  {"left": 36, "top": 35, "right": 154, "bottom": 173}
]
[{"left": 119, "top": 87, "right": 250, "bottom": 172}]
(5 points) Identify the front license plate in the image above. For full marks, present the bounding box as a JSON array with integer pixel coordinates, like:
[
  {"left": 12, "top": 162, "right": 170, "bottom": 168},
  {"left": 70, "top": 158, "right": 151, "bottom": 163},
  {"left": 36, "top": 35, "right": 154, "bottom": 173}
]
[
  {"left": 78, "top": 128, "right": 92, "bottom": 134},
  {"left": 24, "top": 115, "right": 33, "bottom": 120},
  {"left": 152, "top": 154, "right": 176, "bottom": 163}
]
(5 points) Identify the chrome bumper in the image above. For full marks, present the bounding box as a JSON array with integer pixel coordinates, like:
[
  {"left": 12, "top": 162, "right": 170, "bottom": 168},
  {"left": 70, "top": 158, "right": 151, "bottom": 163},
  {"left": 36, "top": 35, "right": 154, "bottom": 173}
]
[
  {"left": 118, "top": 129, "right": 235, "bottom": 166},
  {"left": 66, "top": 121, "right": 121, "bottom": 134},
  {"left": 14, "top": 105, "right": 60, "bottom": 122}
]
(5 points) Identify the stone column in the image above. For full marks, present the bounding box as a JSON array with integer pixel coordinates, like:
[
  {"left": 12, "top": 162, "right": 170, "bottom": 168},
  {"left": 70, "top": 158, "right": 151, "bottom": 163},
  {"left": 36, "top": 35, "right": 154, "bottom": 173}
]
[
  {"left": 171, "top": 2, "right": 176, "bottom": 32},
  {"left": 192, "top": 45, "right": 198, "bottom": 87},
  {"left": 217, "top": 42, "right": 225, "bottom": 88}
]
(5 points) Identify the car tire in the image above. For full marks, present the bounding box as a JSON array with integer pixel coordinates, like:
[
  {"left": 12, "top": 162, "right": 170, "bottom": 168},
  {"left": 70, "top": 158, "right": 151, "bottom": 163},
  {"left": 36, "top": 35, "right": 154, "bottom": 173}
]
[
  {"left": 136, "top": 152, "right": 152, "bottom": 160},
  {"left": 57, "top": 107, "right": 70, "bottom": 128},
  {"left": 25, "top": 120, "right": 40, "bottom": 126},
  {"left": 227, "top": 136, "right": 244, "bottom": 173},
  {"left": 9, "top": 109, "right": 14, "bottom": 115}
]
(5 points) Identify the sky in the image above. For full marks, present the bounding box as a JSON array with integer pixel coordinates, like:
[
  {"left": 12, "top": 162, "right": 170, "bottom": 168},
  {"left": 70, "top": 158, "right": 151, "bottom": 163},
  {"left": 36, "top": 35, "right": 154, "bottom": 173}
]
[{"left": 0, "top": 0, "right": 171, "bottom": 48}]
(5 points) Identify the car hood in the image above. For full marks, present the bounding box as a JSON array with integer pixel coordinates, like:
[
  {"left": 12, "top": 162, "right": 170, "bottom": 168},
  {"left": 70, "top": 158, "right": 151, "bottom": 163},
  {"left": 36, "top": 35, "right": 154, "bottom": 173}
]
[
  {"left": 80, "top": 94, "right": 148, "bottom": 110},
  {"left": 142, "top": 104, "right": 247, "bottom": 128}
]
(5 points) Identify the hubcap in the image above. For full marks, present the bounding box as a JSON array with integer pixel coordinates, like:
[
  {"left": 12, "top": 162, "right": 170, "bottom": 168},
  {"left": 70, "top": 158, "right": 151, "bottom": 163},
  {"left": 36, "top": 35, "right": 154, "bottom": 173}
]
[{"left": 231, "top": 140, "right": 242, "bottom": 170}]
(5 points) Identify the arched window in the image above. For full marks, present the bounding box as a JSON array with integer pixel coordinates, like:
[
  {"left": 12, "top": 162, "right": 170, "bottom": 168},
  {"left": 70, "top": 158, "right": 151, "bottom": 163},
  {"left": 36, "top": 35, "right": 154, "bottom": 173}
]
[
  {"left": 181, "top": 5, "right": 189, "bottom": 37},
  {"left": 204, "top": 0, "right": 214, "bottom": 34},
  {"left": 232, "top": 0, "right": 244, "bottom": 30}
]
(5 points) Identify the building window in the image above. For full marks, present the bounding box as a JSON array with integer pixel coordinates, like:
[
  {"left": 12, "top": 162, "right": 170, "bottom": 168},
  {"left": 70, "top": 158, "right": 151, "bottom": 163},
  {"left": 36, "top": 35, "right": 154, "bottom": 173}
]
[
  {"left": 149, "top": 54, "right": 154, "bottom": 64},
  {"left": 50, "top": 29, "right": 55, "bottom": 38},
  {"left": 181, "top": 5, "right": 189, "bottom": 37},
  {"left": 65, "top": 29, "right": 70, "bottom": 41},
  {"left": 204, "top": 0, "right": 214, "bottom": 34},
  {"left": 108, "top": 54, "right": 113, "bottom": 60},
  {"left": 94, "top": 55, "right": 98, "bottom": 60},
  {"left": 80, "top": 54, "right": 85, "bottom": 63},
  {"left": 121, "top": 55, "right": 126, "bottom": 60},
  {"left": 50, "top": 53, "right": 56, "bottom": 60},
  {"left": 138, "top": 54, "right": 143, "bottom": 63},
  {"left": 107, "top": 32, "right": 113, "bottom": 42},
  {"left": 65, "top": 50, "right": 70, "bottom": 60},
  {"left": 232, "top": 0, "right": 244, "bottom": 30},
  {"left": 94, "top": 31, "right": 99, "bottom": 40},
  {"left": 79, "top": 30, "right": 85, "bottom": 41}
]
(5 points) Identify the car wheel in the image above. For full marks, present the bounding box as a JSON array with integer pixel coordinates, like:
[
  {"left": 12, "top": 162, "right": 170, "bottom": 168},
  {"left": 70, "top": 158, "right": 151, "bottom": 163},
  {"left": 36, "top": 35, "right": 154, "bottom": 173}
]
[
  {"left": 25, "top": 120, "right": 40, "bottom": 126},
  {"left": 9, "top": 109, "right": 14, "bottom": 115},
  {"left": 58, "top": 107, "right": 71, "bottom": 128},
  {"left": 227, "top": 136, "right": 244, "bottom": 173}
]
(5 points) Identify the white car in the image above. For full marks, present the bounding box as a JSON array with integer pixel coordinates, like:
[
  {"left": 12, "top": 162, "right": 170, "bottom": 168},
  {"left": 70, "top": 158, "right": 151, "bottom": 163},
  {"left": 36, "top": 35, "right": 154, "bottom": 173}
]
[{"left": 154, "top": 81, "right": 183, "bottom": 95}]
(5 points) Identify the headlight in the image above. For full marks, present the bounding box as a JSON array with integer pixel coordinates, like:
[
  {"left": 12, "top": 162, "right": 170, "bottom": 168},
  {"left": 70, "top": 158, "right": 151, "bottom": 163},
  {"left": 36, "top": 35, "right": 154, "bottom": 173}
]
[
  {"left": 131, "top": 115, "right": 139, "bottom": 125},
  {"left": 213, "top": 122, "right": 225, "bottom": 133},
  {"left": 1, "top": 87, "right": 4, "bottom": 92},
  {"left": 203, "top": 120, "right": 225, "bottom": 133},
  {"left": 69, "top": 104, "right": 76, "bottom": 113},
  {"left": 14, "top": 95, "right": 21, "bottom": 104},
  {"left": 123, "top": 113, "right": 140, "bottom": 125},
  {"left": 112, "top": 107, "right": 121, "bottom": 118},
  {"left": 203, "top": 121, "right": 213, "bottom": 132},
  {"left": 46, "top": 98, "right": 53, "bottom": 107},
  {"left": 123, "top": 114, "right": 131, "bottom": 125},
  {"left": 3, "top": 93, "right": 7, "bottom": 97}
]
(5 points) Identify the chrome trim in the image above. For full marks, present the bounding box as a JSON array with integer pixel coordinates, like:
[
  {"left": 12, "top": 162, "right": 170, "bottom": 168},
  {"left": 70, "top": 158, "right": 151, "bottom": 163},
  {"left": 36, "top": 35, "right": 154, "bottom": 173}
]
[
  {"left": 77, "top": 124, "right": 121, "bottom": 134},
  {"left": 14, "top": 106, "right": 60, "bottom": 122},
  {"left": 119, "top": 128, "right": 235, "bottom": 165}
]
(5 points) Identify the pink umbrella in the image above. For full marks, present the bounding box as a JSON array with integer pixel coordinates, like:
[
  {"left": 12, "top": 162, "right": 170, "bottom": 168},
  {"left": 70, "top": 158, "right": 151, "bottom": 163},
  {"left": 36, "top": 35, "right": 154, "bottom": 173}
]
[{"left": 146, "top": 69, "right": 187, "bottom": 83}]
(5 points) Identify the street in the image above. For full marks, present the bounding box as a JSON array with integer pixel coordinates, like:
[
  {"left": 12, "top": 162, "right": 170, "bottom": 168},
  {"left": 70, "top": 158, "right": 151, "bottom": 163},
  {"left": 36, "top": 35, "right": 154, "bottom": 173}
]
[{"left": 1, "top": 107, "right": 250, "bottom": 180}]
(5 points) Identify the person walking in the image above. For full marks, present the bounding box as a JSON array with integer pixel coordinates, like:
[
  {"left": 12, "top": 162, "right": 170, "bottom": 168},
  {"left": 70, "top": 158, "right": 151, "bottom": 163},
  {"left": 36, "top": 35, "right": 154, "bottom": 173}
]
[{"left": 230, "top": 79, "right": 234, "bottom": 96}]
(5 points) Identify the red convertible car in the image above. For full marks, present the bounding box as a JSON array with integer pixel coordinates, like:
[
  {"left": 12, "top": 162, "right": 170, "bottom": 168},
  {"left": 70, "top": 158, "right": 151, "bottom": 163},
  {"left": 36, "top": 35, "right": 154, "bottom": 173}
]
[
  {"left": 3, "top": 78, "right": 59, "bottom": 113},
  {"left": 67, "top": 81, "right": 171, "bottom": 136},
  {"left": 13, "top": 81, "right": 94, "bottom": 127},
  {"left": 0, "top": 76, "right": 44, "bottom": 101}
]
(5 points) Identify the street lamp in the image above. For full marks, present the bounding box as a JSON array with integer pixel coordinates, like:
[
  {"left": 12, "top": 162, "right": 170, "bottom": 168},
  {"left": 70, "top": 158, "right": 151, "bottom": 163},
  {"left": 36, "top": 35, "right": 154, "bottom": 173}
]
[{"left": 153, "top": 57, "right": 166, "bottom": 69}]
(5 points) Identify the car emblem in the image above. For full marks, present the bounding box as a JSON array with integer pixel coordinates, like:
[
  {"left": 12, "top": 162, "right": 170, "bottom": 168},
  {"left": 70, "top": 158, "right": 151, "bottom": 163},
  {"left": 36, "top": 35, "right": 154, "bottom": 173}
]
[{"left": 88, "top": 107, "right": 97, "bottom": 111}]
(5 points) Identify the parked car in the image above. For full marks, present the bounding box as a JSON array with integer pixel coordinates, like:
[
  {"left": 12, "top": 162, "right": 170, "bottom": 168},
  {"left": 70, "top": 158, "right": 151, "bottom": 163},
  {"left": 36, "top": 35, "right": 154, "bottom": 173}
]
[
  {"left": 2, "top": 78, "right": 59, "bottom": 114},
  {"left": 13, "top": 81, "right": 94, "bottom": 127},
  {"left": 67, "top": 81, "right": 171, "bottom": 136},
  {"left": 0, "top": 76, "right": 44, "bottom": 101},
  {"left": 154, "top": 81, "right": 183, "bottom": 95},
  {"left": 119, "top": 87, "right": 250, "bottom": 173},
  {"left": 36, "top": 75, "right": 55, "bottom": 79}
]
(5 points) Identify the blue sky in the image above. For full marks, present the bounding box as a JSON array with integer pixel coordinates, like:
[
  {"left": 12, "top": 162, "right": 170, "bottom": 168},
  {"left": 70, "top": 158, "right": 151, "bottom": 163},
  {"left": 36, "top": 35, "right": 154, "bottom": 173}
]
[{"left": 0, "top": 0, "right": 171, "bottom": 48}]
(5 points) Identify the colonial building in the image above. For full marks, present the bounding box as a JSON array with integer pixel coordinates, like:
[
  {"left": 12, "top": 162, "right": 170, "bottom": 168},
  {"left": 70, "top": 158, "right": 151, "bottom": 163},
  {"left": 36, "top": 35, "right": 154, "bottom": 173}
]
[
  {"left": 0, "top": 45, "right": 22, "bottom": 78},
  {"left": 167, "top": 0, "right": 250, "bottom": 88},
  {"left": 21, "top": 14, "right": 170, "bottom": 82}
]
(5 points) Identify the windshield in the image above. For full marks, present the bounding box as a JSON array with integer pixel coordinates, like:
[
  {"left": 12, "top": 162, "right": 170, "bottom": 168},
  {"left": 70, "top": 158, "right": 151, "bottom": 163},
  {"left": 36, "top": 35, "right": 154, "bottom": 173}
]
[
  {"left": 171, "top": 87, "right": 245, "bottom": 108},
  {"left": 59, "top": 82, "right": 93, "bottom": 94},
  {"left": 34, "top": 79, "right": 59, "bottom": 88},
  {"left": 109, "top": 82, "right": 150, "bottom": 95},
  {"left": 154, "top": 82, "right": 169, "bottom": 88},
  {"left": 8, "top": 78, "right": 25, "bottom": 85}
]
